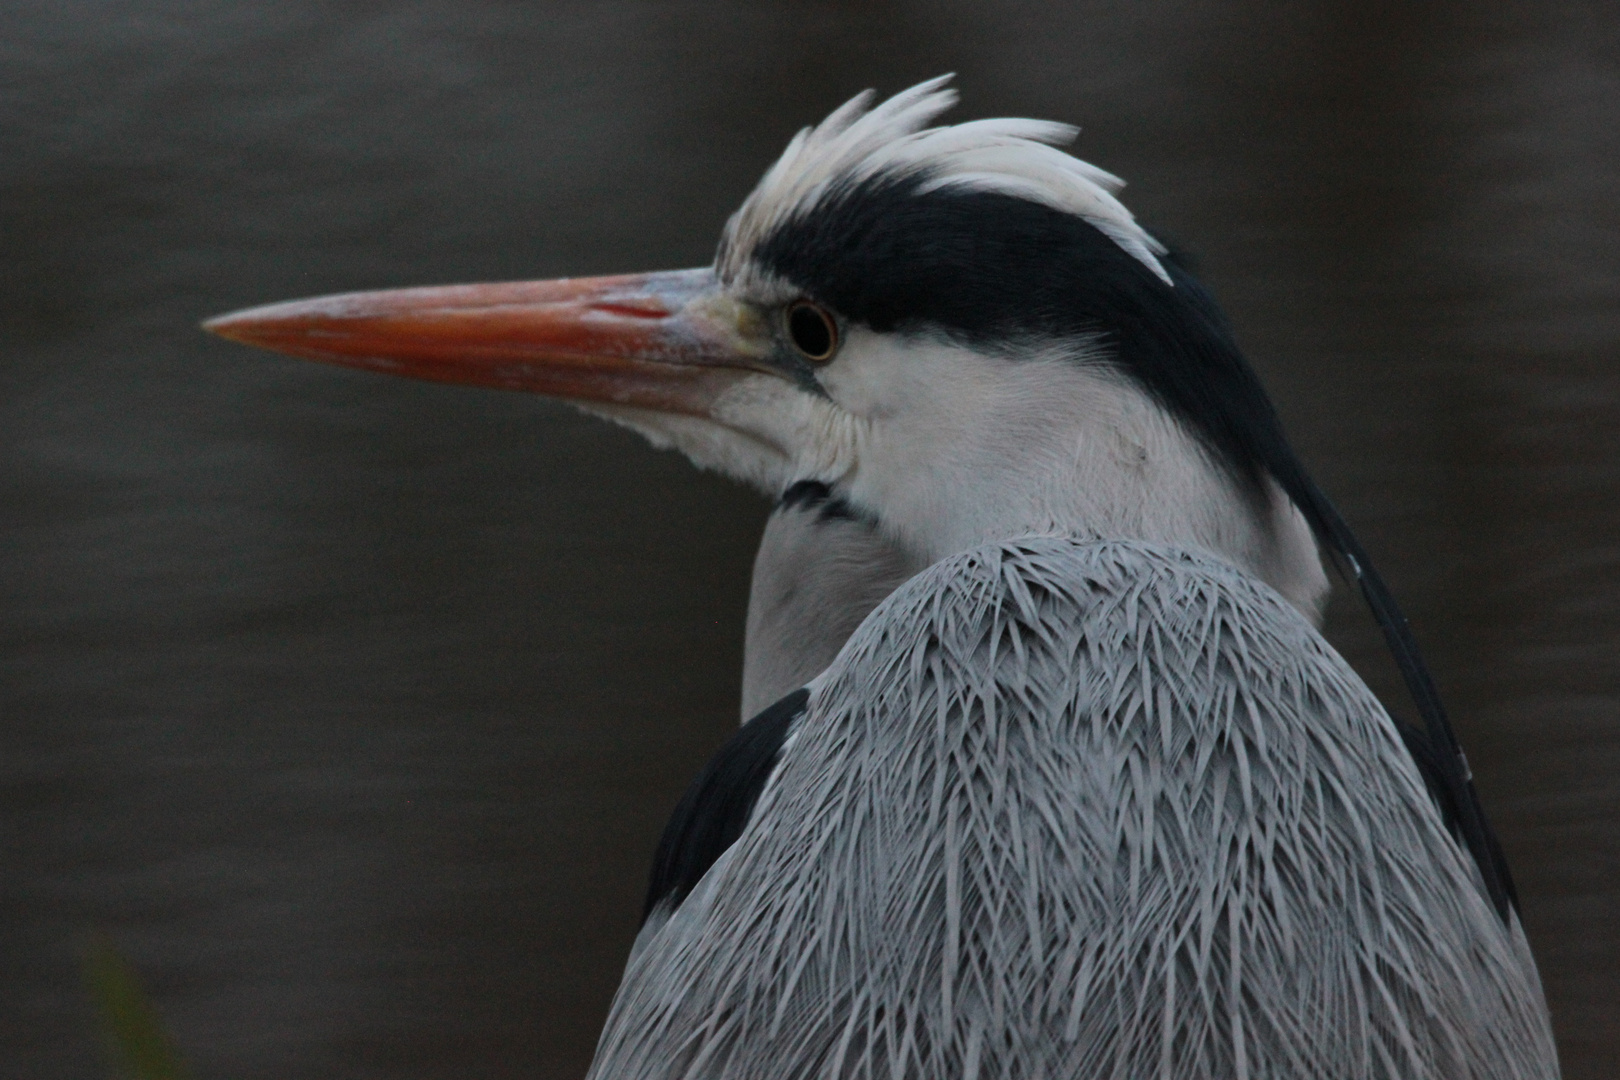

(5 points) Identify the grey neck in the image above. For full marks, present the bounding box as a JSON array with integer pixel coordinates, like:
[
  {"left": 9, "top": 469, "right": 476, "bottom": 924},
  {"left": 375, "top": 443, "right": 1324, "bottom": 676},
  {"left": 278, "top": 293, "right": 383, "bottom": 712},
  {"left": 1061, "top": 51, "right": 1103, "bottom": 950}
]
[{"left": 740, "top": 502, "right": 925, "bottom": 719}]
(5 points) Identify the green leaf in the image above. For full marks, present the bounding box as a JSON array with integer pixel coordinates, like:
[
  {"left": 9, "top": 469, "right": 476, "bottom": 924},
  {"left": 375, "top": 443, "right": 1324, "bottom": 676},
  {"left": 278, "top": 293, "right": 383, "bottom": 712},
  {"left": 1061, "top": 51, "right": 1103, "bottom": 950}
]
[{"left": 79, "top": 935, "right": 193, "bottom": 1080}]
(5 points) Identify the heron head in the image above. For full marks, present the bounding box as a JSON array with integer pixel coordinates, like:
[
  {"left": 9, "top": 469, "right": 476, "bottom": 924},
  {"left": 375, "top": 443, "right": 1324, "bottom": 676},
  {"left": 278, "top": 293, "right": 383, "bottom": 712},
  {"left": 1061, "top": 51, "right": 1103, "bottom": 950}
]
[{"left": 206, "top": 76, "right": 1326, "bottom": 616}]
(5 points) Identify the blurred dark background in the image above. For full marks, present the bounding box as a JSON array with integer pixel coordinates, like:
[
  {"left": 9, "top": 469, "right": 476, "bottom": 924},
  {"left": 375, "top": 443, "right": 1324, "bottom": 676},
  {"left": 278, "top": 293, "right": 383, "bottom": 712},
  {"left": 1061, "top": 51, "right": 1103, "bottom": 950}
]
[{"left": 3, "top": 1, "right": 1616, "bottom": 1076}]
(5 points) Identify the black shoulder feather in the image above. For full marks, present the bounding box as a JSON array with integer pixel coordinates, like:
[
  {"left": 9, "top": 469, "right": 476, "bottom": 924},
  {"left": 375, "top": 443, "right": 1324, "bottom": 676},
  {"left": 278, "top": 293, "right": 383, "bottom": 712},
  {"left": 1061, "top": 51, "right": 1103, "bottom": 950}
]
[{"left": 642, "top": 688, "right": 810, "bottom": 922}]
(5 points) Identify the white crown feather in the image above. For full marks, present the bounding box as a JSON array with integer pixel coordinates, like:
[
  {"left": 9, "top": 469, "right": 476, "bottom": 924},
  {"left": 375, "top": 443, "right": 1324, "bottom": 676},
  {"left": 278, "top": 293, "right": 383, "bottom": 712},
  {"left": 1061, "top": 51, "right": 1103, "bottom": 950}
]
[{"left": 719, "top": 75, "right": 1172, "bottom": 285}]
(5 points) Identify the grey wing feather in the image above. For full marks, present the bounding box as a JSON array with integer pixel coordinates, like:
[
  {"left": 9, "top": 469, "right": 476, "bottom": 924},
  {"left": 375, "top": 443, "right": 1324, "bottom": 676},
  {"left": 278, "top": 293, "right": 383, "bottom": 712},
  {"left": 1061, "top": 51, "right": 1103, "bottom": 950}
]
[{"left": 591, "top": 538, "right": 1558, "bottom": 1080}]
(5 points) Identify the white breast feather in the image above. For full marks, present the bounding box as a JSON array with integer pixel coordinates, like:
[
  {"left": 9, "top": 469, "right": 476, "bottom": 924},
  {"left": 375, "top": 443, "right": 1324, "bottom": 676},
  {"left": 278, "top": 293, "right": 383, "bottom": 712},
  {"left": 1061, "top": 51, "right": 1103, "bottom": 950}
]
[{"left": 590, "top": 538, "right": 1557, "bottom": 1080}]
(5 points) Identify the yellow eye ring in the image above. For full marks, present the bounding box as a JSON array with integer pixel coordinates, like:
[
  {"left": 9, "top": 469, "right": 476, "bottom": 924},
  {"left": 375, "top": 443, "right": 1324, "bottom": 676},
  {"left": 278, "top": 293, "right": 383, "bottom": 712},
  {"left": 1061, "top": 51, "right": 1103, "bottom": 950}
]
[{"left": 785, "top": 300, "right": 838, "bottom": 363}]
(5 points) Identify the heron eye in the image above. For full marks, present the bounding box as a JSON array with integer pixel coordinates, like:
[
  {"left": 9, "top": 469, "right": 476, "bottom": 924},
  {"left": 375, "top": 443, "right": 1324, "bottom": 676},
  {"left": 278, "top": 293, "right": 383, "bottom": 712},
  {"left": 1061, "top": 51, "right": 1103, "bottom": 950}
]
[{"left": 786, "top": 301, "right": 838, "bottom": 363}]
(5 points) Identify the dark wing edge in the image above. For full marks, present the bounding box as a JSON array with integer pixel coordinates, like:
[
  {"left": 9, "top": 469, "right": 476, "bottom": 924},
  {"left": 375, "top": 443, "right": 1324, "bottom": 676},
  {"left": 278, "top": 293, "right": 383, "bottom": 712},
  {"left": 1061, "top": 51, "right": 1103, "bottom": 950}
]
[
  {"left": 1294, "top": 478, "right": 1519, "bottom": 921},
  {"left": 641, "top": 687, "right": 811, "bottom": 924}
]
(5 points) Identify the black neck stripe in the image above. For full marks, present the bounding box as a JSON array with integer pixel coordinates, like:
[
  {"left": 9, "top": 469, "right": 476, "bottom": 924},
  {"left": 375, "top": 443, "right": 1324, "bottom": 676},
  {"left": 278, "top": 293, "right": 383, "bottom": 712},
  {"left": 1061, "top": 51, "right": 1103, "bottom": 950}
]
[{"left": 778, "top": 479, "right": 863, "bottom": 523}]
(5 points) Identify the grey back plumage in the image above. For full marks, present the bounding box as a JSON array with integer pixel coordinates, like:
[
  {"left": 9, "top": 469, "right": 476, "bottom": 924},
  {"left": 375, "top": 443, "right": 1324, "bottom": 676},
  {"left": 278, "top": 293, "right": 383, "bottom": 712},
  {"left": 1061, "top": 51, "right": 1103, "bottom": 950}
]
[{"left": 592, "top": 537, "right": 1556, "bottom": 1080}]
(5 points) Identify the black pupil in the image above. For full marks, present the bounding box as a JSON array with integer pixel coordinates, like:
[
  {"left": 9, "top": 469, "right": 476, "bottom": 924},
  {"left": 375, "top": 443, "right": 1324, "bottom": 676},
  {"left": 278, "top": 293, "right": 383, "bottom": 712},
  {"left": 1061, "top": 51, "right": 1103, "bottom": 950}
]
[{"left": 789, "top": 304, "right": 834, "bottom": 359}]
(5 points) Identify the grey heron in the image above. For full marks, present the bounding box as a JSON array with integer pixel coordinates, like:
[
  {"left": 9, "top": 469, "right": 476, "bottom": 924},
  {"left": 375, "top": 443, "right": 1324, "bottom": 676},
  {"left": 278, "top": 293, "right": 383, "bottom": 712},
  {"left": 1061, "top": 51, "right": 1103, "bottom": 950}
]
[{"left": 206, "top": 77, "right": 1558, "bottom": 1078}]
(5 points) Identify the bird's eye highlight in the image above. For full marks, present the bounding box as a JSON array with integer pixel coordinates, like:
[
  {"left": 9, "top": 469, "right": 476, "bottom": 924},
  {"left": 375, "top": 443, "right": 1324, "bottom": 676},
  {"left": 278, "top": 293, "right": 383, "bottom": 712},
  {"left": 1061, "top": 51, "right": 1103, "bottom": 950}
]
[{"left": 786, "top": 301, "right": 838, "bottom": 363}]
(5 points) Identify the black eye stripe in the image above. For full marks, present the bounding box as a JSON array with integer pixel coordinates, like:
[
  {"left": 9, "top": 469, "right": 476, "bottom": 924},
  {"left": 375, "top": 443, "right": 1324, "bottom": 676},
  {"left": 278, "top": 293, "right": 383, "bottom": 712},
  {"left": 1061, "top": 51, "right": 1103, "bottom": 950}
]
[{"left": 787, "top": 301, "right": 838, "bottom": 362}]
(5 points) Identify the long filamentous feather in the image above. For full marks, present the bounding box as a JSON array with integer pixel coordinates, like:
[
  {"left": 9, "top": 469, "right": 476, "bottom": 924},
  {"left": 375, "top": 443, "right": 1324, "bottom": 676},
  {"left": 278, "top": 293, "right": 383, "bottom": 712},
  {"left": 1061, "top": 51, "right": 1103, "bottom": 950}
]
[{"left": 591, "top": 538, "right": 1556, "bottom": 1080}]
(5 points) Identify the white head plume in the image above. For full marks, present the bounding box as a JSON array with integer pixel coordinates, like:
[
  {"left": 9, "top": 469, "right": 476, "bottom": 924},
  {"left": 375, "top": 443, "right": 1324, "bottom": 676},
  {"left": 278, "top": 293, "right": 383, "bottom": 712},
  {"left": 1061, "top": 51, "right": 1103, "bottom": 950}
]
[{"left": 717, "top": 74, "right": 1171, "bottom": 285}]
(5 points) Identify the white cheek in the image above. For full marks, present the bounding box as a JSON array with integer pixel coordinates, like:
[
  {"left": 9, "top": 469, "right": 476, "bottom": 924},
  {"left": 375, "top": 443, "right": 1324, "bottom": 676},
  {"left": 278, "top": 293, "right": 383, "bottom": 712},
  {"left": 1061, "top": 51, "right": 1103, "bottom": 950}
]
[
  {"left": 816, "top": 327, "right": 913, "bottom": 419},
  {"left": 708, "top": 375, "right": 859, "bottom": 489},
  {"left": 822, "top": 334, "right": 1034, "bottom": 553},
  {"left": 821, "top": 338, "right": 1214, "bottom": 560}
]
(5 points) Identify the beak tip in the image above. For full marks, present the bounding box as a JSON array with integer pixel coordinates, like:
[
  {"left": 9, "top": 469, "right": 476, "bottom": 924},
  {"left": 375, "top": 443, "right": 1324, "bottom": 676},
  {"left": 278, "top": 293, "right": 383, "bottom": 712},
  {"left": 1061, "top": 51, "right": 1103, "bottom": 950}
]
[
  {"left": 203, "top": 307, "right": 283, "bottom": 349},
  {"left": 201, "top": 310, "right": 245, "bottom": 339}
]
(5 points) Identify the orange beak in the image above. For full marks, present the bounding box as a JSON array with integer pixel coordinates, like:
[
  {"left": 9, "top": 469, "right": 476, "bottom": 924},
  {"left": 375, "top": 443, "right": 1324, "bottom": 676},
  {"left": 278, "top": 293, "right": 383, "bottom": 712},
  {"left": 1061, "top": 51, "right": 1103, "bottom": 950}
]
[{"left": 203, "top": 268, "right": 774, "bottom": 416}]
